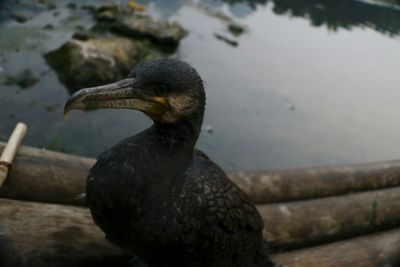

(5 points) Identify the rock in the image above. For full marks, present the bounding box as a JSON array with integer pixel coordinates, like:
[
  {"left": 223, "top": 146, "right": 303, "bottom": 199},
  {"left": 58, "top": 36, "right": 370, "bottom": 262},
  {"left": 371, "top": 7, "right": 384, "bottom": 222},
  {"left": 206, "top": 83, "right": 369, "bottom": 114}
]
[
  {"left": 228, "top": 23, "right": 245, "bottom": 36},
  {"left": 66, "top": 3, "right": 77, "bottom": 10},
  {"left": 111, "top": 16, "right": 187, "bottom": 44},
  {"left": 45, "top": 37, "right": 148, "bottom": 92},
  {"left": 81, "top": 5, "right": 97, "bottom": 13},
  {"left": 71, "top": 32, "right": 93, "bottom": 41},
  {"left": 96, "top": 10, "right": 115, "bottom": 21},
  {"left": 96, "top": 4, "right": 187, "bottom": 44},
  {"left": 74, "top": 25, "right": 85, "bottom": 31},
  {"left": 4, "top": 70, "right": 39, "bottom": 89},
  {"left": 44, "top": 3, "right": 182, "bottom": 92},
  {"left": 43, "top": 24, "right": 55, "bottom": 30},
  {"left": 11, "top": 12, "right": 32, "bottom": 23},
  {"left": 38, "top": 0, "right": 56, "bottom": 10}
]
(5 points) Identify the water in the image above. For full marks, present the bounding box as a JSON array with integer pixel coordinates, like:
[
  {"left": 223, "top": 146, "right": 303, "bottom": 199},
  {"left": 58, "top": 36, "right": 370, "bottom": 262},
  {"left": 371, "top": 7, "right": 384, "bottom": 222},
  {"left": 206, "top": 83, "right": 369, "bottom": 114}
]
[{"left": 0, "top": 0, "right": 399, "bottom": 171}]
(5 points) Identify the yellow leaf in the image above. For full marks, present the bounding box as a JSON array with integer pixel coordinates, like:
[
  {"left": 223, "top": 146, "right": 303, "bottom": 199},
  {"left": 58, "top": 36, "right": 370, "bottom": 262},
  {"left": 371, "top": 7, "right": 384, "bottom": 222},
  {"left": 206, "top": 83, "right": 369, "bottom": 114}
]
[
  {"left": 136, "top": 5, "right": 146, "bottom": 12},
  {"left": 128, "top": 0, "right": 137, "bottom": 9}
]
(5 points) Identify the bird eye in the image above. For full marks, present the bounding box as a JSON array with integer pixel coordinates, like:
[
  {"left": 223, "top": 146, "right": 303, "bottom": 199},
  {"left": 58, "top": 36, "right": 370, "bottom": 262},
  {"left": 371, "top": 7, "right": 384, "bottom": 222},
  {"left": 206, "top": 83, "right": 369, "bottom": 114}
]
[{"left": 155, "top": 84, "right": 169, "bottom": 95}]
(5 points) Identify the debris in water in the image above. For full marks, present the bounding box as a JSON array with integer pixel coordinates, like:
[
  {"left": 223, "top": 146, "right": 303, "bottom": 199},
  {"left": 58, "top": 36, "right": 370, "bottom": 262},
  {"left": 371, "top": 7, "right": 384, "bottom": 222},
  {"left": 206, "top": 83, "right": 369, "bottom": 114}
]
[
  {"left": 214, "top": 33, "right": 238, "bottom": 47},
  {"left": 44, "top": 104, "right": 60, "bottom": 112},
  {"left": 287, "top": 104, "right": 295, "bottom": 111},
  {"left": 285, "top": 98, "right": 296, "bottom": 111},
  {"left": 204, "top": 125, "right": 214, "bottom": 134}
]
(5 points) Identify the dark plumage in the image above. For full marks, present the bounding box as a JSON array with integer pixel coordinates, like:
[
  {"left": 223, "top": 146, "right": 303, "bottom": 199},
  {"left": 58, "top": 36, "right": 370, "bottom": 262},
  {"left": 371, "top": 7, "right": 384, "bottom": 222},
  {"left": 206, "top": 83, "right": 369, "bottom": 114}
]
[{"left": 64, "top": 59, "right": 276, "bottom": 267}]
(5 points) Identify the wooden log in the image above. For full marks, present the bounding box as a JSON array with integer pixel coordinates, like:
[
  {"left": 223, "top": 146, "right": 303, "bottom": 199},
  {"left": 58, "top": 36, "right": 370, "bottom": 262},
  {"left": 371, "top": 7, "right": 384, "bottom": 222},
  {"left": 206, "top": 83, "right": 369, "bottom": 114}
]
[
  {"left": 3, "top": 165, "right": 400, "bottom": 252},
  {"left": 230, "top": 162, "right": 400, "bottom": 204},
  {"left": 0, "top": 144, "right": 95, "bottom": 206},
  {"left": 1, "top": 198, "right": 399, "bottom": 267},
  {"left": 272, "top": 228, "right": 400, "bottom": 267},
  {"left": 260, "top": 186, "right": 400, "bottom": 249},
  {"left": 2, "top": 142, "right": 400, "bottom": 205},
  {"left": 0, "top": 199, "right": 129, "bottom": 267},
  {"left": 2, "top": 143, "right": 400, "bottom": 249}
]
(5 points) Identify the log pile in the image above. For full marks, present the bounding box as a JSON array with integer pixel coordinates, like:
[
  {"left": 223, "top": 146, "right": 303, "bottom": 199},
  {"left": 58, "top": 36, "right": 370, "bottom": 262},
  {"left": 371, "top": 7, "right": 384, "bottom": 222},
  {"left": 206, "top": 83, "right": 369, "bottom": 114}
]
[{"left": 1, "top": 142, "right": 400, "bottom": 267}]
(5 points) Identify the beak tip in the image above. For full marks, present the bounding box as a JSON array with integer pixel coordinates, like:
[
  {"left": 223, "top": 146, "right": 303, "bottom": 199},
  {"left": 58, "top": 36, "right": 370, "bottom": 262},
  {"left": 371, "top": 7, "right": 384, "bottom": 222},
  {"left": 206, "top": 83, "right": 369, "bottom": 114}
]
[
  {"left": 63, "top": 102, "right": 72, "bottom": 119},
  {"left": 63, "top": 111, "right": 69, "bottom": 120},
  {"left": 63, "top": 91, "right": 86, "bottom": 119}
]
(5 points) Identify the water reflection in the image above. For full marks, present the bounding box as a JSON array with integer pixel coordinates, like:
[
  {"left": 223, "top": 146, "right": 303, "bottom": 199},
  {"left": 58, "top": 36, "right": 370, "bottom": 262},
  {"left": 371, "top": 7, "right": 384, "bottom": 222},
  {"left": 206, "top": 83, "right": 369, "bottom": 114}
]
[{"left": 217, "top": 0, "right": 400, "bottom": 36}]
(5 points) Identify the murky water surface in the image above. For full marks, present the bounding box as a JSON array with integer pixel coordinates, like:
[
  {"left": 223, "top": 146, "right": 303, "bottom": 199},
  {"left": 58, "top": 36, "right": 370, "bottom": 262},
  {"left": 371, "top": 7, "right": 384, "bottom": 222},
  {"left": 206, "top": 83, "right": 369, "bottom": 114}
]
[{"left": 0, "top": 0, "right": 399, "bottom": 170}]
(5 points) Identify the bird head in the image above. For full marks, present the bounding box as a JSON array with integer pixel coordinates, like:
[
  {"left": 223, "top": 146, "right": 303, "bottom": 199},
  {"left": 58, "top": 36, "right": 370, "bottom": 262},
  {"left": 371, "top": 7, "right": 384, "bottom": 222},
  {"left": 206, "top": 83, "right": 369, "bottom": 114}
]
[{"left": 64, "top": 59, "right": 205, "bottom": 124}]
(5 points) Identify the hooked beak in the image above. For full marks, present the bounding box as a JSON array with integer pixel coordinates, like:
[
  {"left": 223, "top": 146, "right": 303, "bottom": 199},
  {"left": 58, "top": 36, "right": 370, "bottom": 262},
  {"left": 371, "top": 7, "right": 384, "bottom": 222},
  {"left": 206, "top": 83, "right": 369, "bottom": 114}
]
[{"left": 64, "top": 78, "right": 169, "bottom": 118}]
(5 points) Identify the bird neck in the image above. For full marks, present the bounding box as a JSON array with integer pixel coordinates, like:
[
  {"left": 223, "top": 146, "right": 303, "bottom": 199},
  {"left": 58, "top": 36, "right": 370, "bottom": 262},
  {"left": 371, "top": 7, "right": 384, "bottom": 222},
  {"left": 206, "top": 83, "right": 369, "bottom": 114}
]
[{"left": 153, "top": 112, "right": 203, "bottom": 151}]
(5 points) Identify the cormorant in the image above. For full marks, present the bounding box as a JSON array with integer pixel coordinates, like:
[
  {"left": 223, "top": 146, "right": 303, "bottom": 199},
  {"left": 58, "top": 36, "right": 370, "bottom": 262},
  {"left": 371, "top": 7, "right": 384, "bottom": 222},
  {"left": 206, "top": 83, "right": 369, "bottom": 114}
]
[{"left": 64, "top": 59, "right": 276, "bottom": 267}]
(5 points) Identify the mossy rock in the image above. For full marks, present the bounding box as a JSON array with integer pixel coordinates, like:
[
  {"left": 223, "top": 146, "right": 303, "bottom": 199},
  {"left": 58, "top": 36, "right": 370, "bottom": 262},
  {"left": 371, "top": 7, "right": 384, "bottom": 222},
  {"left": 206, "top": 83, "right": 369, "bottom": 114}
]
[
  {"left": 45, "top": 37, "right": 148, "bottom": 93},
  {"left": 96, "top": 4, "right": 187, "bottom": 44}
]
